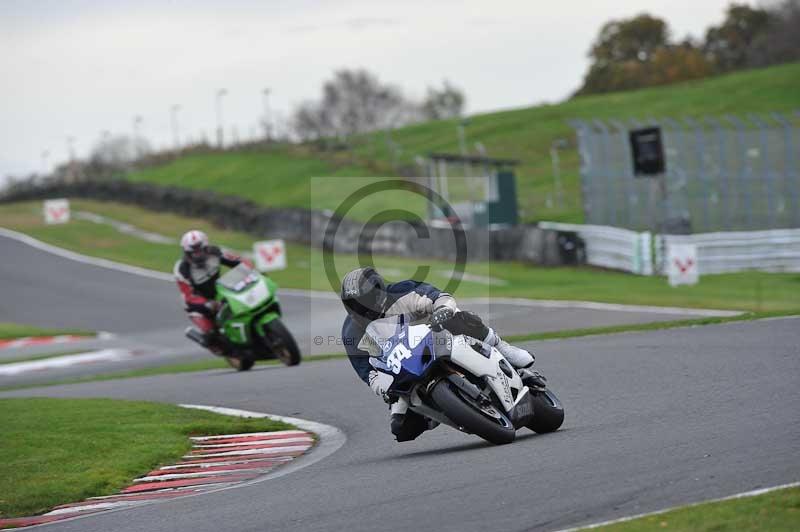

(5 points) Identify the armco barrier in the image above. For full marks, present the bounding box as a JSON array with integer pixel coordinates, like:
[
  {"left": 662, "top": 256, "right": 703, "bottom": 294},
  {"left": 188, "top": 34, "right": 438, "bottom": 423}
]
[
  {"left": 539, "top": 221, "right": 653, "bottom": 275},
  {"left": 655, "top": 229, "right": 800, "bottom": 274},
  {"left": 542, "top": 221, "right": 800, "bottom": 275},
  {"left": 0, "top": 178, "right": 570, "bottom": 266}
]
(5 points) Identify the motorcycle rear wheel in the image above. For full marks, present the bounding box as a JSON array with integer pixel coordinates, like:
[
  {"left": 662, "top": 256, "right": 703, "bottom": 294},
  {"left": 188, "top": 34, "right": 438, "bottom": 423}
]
[
  {"left": 225, "top": 356, "right": 255, "bottom": 371},
  {"left": 431, "top": 381, "right": 515, "bottom": 445}
]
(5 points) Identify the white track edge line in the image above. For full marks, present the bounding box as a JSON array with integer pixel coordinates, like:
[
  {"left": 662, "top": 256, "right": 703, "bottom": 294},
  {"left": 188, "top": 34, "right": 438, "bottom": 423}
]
[
  {"left": 195, "top": 436, "right": 313, "bottom": 448},
  {"left": 464, "top": 297, "right": 742, "bottom": 317},
  {"left": 190, "top": 429, "right": 306, "bottom": 440},
  {"left": 552, "top": 480, "right": 800, "bottom": 532},
  {"left": 0, "top": 349, "right": 134, "bottom": 376}
]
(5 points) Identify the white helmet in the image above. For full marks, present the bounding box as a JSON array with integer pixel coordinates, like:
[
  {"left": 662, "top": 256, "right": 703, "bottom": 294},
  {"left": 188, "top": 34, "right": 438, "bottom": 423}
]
[{"left": 180, "top": 230, "right": 209, "bottom": 265}]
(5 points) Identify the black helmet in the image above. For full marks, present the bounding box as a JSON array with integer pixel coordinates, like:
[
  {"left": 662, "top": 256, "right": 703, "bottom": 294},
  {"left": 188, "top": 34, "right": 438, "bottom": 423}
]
[{"left": 341, "top": 267, "right": 387, "bottom": 326}]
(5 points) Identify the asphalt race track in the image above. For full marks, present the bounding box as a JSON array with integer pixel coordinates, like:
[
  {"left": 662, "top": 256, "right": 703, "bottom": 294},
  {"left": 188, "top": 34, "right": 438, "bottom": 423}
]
[
  {"left": 1, "top": 233, "right": 798, "bottom": 530},
  {"left": 0, "top": 233, "right": 733, "bottom": 387},
  {"left": 2, "top": 316, "right": 798, "bottom": 531}
]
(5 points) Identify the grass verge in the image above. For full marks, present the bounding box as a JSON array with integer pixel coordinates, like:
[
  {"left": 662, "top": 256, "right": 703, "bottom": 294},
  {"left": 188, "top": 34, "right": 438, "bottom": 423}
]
[
  {"left": 584, "top": 485, "right": 800, "bottom": 532},
  {"left": 126, "top": 63, "right": 800, "bottom": 224},
  {"left": 0, "top": 323, "right": 93, "bottom": 341},
  {"left": 504, "top": 310, "right": 799, "bottom": 343},
  {"left": 0, "top": 398, "right": 292, "bottom": 519},
  {"left": 2, "top": 200, "right": 799, "bottom": 313}
]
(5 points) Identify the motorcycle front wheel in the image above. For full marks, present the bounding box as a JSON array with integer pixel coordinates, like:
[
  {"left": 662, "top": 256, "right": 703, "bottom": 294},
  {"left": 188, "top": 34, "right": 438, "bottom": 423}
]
[
  {"left": 526, "top": 389, "right": 564, "bottom": 434},
  {"left": 431, "top": 380, "right": 515, "bottom": 445},
  {"left": 262, "top": 319, "right": 301, "bottom": 366}
]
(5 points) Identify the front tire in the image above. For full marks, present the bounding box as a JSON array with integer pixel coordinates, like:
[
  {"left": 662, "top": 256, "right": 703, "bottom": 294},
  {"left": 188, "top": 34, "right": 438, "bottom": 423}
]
[
  {"left": 431, "top": 381, "right": 515, "bottom": 445},
  {"left": 262, "top": 319, "right": 301, "bottom": 366},
  {"left": 526, "top": 390, "right": 564, "bottom": 434}
]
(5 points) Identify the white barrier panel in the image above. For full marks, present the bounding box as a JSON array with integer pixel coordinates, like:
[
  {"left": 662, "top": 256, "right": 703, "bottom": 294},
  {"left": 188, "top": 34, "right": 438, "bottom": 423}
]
[
  {"left": 43, "top": 199, "right": 70, "bottom": 224},
  {"left": 253, "top": 239, "right": 287, "bottom": 272},
  {"left": 657, "top": 229, "right": 800, "bottom": 274},
  {"left": 667, "top": 243, "right": 699, "bottom": 286},
  {"left": 539, "top": 222, "right": 653, "bottom": 275}
]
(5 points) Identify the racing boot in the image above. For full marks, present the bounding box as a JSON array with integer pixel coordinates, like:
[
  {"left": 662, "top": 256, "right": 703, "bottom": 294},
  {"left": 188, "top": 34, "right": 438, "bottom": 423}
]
[
  {"left": 390, "top": 398, "right": 438, "bottom": 442},
  {"left": 484, "top": 328, "right": 534, "bottom": 369}
]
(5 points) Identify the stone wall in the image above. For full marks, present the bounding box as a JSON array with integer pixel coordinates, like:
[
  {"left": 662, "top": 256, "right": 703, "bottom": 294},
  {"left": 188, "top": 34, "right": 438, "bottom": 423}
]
[{"left": 1, "top": 178, "right": 579, "bottom": 266}]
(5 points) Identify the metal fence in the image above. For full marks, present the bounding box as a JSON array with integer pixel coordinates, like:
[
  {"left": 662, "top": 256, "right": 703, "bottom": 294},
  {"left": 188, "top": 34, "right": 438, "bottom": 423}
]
[{"left": 570, "top": 112, "right": 800, "bottom": 233}]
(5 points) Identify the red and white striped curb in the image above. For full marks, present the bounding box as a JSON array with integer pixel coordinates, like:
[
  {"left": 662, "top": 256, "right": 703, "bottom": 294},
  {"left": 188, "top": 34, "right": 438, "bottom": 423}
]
[
  {"left": 0, "top": 428, "right": 315, "bottom": 529},
  {"left": 0, "top": 335, "right": 86, "bottom": 351},
  {"left": 0, "top": 331, "right": 114, "bottom": 351}
]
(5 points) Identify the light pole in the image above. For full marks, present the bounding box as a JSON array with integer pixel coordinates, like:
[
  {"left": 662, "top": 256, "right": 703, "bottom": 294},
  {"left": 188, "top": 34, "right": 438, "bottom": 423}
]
[
  {"left": 456, "top": 118, "right": 469, "bottom": 156},
  {"left": 170, "top": 104, "right": 181, "bottom": 151},
  {"left": 262, "top": 87, "right": 271, "bottom": 142},
  {"left": 456, "top": 118, "right": 470, "bottom": 177},
  {"left": 132, "top": 115, "right": 143, "bottom": 158},
  {"left": 41, "top": 150, "right": 50, "bottom": 175},
  {"left": 216, "top": 89, "right": 228, "bottom": 148},
  {"left": 65, "top": 136, "right": 77, "bottom": 180},
  {"left": 65, "top": 136, "right": 76, "bottom": 163},
  {"left": 550, "top": 138, "right": 568, "bottom": 209}
]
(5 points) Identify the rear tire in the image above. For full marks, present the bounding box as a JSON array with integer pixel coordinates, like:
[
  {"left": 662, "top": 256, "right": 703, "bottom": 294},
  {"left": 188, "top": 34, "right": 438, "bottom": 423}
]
[
  {"left": 263, "top": 319, "right": 301, "bottom": 366},
  {"left": 225, "top": 356, "right": 255, "bottom": 371},
  {"left": 431, "top": 381, "right": 515, "bottom": 445},
  {"left": 526, "top": 390, "right": 564, "bottom": 434}
]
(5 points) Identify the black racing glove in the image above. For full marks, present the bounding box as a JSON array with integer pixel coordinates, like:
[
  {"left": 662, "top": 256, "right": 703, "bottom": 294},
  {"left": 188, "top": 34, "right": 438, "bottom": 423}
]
[{"left": 430, "top": 306, "right": 455, "bottom": 331}]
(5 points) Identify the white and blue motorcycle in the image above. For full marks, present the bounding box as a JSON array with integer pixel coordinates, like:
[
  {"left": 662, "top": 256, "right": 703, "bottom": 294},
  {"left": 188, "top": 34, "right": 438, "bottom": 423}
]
[{"left": 368, "top": 315, "right": 564, "bottom": 445}]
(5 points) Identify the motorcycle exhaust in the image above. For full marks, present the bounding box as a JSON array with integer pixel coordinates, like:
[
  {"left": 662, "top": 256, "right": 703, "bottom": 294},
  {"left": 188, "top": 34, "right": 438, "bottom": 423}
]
[{"left": 185, "top": 327, "right": 209, "bottom": 347}]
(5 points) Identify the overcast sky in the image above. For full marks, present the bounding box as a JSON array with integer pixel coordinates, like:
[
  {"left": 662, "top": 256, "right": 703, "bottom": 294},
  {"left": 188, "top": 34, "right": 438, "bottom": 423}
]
[{"left": 1, "top": 0, "right": 754, "bottom": 179}]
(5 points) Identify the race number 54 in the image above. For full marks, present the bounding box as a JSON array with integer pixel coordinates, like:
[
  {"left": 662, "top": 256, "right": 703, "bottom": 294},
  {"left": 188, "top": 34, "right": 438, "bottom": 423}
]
[{"left": 386, "top": 344, "right": 412, "bottom": 374}]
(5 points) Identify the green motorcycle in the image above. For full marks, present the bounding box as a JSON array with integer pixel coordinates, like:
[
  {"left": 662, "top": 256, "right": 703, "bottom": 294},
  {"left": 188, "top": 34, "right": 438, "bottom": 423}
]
[{"left": 186, "top": 263, "right": 301, "bottom": 371}]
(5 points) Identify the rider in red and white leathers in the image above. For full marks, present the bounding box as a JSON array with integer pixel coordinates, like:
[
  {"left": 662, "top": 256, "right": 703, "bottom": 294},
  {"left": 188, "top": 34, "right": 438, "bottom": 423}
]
[{"left": 174, "top": 230, "right": 251, "bottom": 352}]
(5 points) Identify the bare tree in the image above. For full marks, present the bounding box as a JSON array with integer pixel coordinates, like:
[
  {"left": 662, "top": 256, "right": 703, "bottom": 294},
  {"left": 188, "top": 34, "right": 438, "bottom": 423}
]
[
  {"left": 292, "top": 69, "right": 417, "bottom": 143},
  {"left": 89, "top": 135, "right": 150, "bottom": 169},
  {"left": 421, "top": 81, "right": 465, "bottom": 120}
]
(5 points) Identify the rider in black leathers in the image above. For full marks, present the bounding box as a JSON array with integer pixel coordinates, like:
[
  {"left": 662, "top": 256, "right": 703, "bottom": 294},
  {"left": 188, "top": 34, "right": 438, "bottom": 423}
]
[{"left": 340, "top": 267, "right": 545, "bottom": 442}]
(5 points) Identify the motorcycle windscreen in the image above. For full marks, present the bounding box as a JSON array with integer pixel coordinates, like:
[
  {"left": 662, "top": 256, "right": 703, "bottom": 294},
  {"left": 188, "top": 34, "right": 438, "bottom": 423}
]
[{"left": 218, "top": 264, "right": 259, "bottom": 292}]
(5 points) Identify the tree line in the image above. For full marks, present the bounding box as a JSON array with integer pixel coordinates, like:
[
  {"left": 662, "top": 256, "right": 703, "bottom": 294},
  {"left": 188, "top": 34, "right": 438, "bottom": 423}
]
[{"left": 575, "top": 0, "right": 800, "bottom": 96}]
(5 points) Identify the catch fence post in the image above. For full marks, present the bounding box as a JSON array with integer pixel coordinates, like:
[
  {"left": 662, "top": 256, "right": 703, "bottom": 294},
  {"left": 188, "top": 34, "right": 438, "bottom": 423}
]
[
  {"left": 724, "top": 115, "right": 753, "bottom": 229},
  {"left": 705, "top": 117, "right": 731, "bottom": 231},
  {"left": 609, "top": 119, "right": 634, "bottom": 229},
  {"left": 748, "top": 114, "right": 775, "bottom": 229},
  {"left": 569, "top": 120, "right": 593, "bottom": 225},
  {"left": 684, "top": 117, "right": 711, "bottom": 232},
  {"left": 771, "top": 112, "right": 799, "bottom": 228},
  {"left": 593, "top": 120, "right": 615, "bottom": 227}
]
